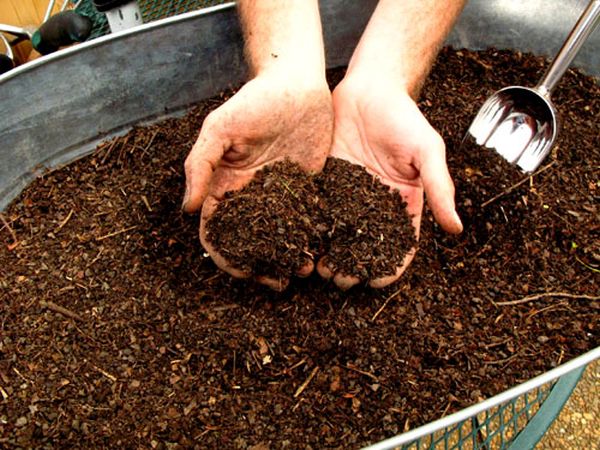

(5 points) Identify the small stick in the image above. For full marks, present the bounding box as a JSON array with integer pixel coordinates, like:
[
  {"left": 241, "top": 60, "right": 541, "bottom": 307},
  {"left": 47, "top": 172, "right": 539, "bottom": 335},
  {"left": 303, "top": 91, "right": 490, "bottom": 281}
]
[
  {"left": 575, "top": 256, "right": 600, "bottom": 274},
  {"left": 344, "top": 364, "right": 379, "bottom": 382},
  {"left": 371, "top": 287, "right": 405, "bottom": 322},
  {"left": 282, "top": 358, "right": 307, "bottom": 375},
  {"left": 481, "top": 161, "right": 556, "bottom": 208},
  {"left": 275, "top": 175, "right": 299, "bottom": 199},
  {"left": 40, "top": 300, "right": 84, "bottom": 321},
  {"left": 141, "top": 195, "right": 153, "bottom": 212},
  {"left": 93, "top": 365, "right": 117, "bottom": 383},
  {"left": 209, "top": 304, "right": 240, "bottom": 312},
  {"left": 496, "top": 292, "right": 600, "bottom": 306},
  {"left": 0, "top": 213, "right": 18, "bottom": 249},
  {"left": 96, "top": 225, "right": 138, "bottom": 241},
  {"left": 0, "top": 385, "right": 8, "bottom": 400},
  {"left": 294, "top": 366, "right": 319, "bottom": 398},
  {"left": 100, "top": 138, "right": 119, "bottom": 165},
  {"left": 55, "top": 208, "right": 74, "bottom": 232},
  {"left": 140, "top": 130, "right": 159, "bottom": 157},
  {"left": 86, "top": 248, "right": 105, "bottom": 268}
]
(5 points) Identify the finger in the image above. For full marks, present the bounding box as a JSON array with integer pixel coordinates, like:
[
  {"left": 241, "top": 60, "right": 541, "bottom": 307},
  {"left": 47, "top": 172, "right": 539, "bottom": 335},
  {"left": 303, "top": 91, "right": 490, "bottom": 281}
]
[
  {"left": 418, "top": 137, "right": 463, "bottom": 234},
  {"left": 316, "top": 257, "right": 334, "bottom": 280},
  {"left": 199, "top": 197, "right": 251, "bottom": 279},
  {"left": 369, "top": 247, "right": 417, "bottom": 289},
  {"left": 295, "top": 258, "right": 314, "bottom": 278},
  {"left": 182, "top": 115, "right": 229, "bottom": 213},
  {"left": 333, "top": 272, "right": 361, "bottom": 291},
  {"left": 255, "top": 275, "right": 289, "bottom": 292}
]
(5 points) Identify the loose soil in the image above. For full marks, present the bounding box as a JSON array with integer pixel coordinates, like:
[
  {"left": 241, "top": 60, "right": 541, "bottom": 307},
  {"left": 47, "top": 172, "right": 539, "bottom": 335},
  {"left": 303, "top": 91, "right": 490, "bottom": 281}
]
[
  {"left": 206, "top": 157, "right": 416, "bottom": 281},
  {"left": 0, "top": 48, "right": 598, "bottom": 449}
]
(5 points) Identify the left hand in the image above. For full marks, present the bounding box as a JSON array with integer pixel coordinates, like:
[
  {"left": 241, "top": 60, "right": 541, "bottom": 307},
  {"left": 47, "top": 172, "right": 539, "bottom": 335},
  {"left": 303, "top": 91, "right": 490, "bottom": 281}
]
[
  {"left": 183, "top": 71, "right": 333, "bottom": 291},
  {"left": 317, "top": 75, "right": 463, "bottom": 290}
]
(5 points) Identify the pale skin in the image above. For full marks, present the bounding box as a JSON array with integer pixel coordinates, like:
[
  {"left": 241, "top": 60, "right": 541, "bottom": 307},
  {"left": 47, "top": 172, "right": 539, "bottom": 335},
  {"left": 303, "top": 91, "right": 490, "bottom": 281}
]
[
  {"left": 182, "top": 0, "right": 333, "bottom": 291},
  {"left": 318, "top": 0, "right": 467, "bottom": 289},
  {"left": 184, "top": 0, "right": 466, "bottom": 290}
]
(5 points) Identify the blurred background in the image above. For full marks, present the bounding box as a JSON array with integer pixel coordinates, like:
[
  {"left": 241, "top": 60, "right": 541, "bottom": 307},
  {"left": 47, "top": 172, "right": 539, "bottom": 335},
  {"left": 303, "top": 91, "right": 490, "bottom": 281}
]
[{"left": 0, "top": 0, "right": 227, "bottom": 70}]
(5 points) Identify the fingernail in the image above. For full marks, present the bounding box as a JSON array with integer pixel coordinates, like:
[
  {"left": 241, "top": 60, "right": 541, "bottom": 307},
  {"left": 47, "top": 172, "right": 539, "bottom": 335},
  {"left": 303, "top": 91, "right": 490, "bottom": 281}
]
[
  {"left": 181, "top": 187, "right": 190, "bottom": 212},
  {"left": 453, "top": 210, "right": 464, "bottom": 233}
]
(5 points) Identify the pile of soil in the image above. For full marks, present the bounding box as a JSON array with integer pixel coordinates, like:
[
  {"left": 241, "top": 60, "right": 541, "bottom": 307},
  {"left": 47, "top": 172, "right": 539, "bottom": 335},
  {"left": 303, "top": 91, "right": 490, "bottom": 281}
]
[
  {"left": 206, "top": 157, "right": 416, "bottom": 282},
  {"left": 0, "top": 48, "right": 598, "bottom": 449},
  {"left": 205, "top": 159, "right": 321, "bottom": 279}
]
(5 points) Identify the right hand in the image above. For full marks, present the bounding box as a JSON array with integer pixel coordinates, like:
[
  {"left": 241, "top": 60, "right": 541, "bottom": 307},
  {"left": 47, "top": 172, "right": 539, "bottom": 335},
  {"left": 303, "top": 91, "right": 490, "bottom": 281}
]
[
  {"left": 317, "top": 73, "right": 462, "bottom": 290},
  {"left": 182, "top": 70, "right": 333, "bottom": 291}
]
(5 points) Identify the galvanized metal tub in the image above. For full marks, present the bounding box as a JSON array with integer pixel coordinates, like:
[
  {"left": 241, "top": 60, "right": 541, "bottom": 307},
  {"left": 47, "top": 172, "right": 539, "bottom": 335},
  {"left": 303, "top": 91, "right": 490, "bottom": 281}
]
[{"left": 1, "top": 1, "right": 598, "bottom": 448}]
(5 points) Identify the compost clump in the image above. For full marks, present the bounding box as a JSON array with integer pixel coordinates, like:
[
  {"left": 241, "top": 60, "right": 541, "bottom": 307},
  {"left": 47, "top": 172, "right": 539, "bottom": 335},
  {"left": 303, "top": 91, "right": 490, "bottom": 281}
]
[{"left": 205, "top": 157, "right": 417, "bottom": 282}]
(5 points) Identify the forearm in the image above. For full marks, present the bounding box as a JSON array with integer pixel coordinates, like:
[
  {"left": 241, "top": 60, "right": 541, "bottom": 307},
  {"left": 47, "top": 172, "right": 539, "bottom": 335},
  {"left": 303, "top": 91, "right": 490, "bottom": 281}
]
[
  {"left": 237, "top": 0, "right": 325, "bottom": 83},
  {"left": 346, "top": 0, "right": 466, "bottom": 97}
]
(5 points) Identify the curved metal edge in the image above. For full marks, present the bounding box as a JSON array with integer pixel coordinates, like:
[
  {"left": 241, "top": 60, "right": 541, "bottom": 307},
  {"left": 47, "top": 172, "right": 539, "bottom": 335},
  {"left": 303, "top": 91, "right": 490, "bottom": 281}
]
[
  {"left": 507, "top": 365, "right": 587, "bottom": 450},
  {"left": 361, "top": 346, "right": 600, "bottom": 450},
  {"left": 0, "top": 110, "right": 188, "bottom": 213},
  {"left": 0, "top": 2, "right": 237, "bottom": 84}
]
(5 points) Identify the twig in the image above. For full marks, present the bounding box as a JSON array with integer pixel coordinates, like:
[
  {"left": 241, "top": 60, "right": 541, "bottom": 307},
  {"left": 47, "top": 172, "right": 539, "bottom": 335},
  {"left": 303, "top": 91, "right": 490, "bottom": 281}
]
[
  {"left": 283, "top": 358, "right": 307, "bottom": 375},
  {"left": 92, "top": 365, "right": 117, "bottom": 383},
  {"left": 40, "top": 300, "right": 84, "bottom": 321},
  {"left": 0, "top": 385, "right": 8, "bottom": 400},
  {"left": 575, "top": 256, "right": 600, "bottom": 274},
  {"left": 484, "top": 352, "right": 521, "bottom": 367},
  {"left": 371, "top": 287, "right": 405, "bottom": 322},
  {"left": 0, "top": 213, "right": 18, "bottom": 249},
  {"left": 275, "top": 175, "right": 299, "bottom": 199},
  {"left": 96, "top": 225, "right": 138, "bottom": 241},
  {"left": 496, "top": 292, "right": 600, "bottom": 306},
  {"left": 86, "top": 248, "right": 105, "bottom": 268},
  {"left": 481, "top": 161, "right": 556, "bottom": 208},
  {"left": 294, "top": 366, "right": 319, "bottom": 398},
  {"left": 55, "top": 208, "right": 74, "bottom": 232},
  {"left": 344, "top": 364, "right": 379, "bottom": 382},
  {"left": 140, "top": 130, "right": 159, "bottom": 157},
  {"left": 209, "top": 304, "right": 240, "bottom": 312},
  {"left": 100, "top": 138, "right": 119, "bottom": 165},
  {"left": 141, "top": 195, "right": 153, "bottom": 212}
]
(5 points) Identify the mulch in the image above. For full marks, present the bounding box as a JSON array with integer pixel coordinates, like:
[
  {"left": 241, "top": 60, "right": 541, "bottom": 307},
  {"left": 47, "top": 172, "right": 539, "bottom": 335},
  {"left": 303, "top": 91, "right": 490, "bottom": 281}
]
[{"left": 0, "top": 47, "right": 598, "bottom": 449}]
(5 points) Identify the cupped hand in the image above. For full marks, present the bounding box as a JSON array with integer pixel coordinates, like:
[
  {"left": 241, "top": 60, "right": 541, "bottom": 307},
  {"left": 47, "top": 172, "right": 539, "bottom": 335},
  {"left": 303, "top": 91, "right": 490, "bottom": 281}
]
[
  {"left": 317, "top": 75, "right": 463, "bottom": 290},
  {"left": 183, "top": 71, "right": 333, "bottom": 291}
]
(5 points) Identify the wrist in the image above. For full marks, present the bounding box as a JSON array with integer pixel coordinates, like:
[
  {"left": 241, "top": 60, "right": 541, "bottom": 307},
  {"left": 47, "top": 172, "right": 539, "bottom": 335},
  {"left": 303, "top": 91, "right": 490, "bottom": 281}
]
[
  {"left": 255, "top": 61, "right": 328, "bottom": 91},
  {"left": 337, "top": 67, "right": 414, "bottom": 102}
]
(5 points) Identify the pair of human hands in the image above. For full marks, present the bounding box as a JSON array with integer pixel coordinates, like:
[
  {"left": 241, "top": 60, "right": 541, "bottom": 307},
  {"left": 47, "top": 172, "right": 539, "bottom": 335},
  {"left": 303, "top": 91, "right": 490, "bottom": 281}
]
[{"left": 182, "top": 70, "right": 462, "bottom": 291}]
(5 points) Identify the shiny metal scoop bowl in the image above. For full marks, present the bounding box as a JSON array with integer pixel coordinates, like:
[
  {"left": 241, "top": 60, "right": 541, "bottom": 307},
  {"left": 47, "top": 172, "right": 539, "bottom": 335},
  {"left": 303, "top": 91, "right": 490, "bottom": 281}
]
[{"left": 464, "top": 0, "right": 600, "bottom": 173}]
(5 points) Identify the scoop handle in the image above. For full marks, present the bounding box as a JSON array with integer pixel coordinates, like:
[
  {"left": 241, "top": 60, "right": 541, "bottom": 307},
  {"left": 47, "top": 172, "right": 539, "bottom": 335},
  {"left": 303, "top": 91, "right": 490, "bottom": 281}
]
[{"left": 537, "top": 0, "right": 600, "bottom": 97}]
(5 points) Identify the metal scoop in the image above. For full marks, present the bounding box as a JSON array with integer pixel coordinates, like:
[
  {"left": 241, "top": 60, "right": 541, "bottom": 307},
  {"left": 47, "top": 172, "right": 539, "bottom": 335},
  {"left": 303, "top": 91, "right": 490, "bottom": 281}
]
[{"left": 463, "top": 0, "right": 600, "bottom": 173}]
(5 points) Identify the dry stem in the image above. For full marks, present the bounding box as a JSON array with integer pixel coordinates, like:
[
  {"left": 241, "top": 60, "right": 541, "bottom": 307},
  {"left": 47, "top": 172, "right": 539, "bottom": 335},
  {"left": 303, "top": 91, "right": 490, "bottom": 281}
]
[
  {"left": 294, "top": 366, "right": 319, "bottom": 398},
  {"left": 40, "top": 300, "right": 84, "bottom": 321},
  {"left": 496, "top": 292, "right": 600, "bottom": 306},
  {"left": 481, "top": 161, "right": 555, "bottom": 208}
]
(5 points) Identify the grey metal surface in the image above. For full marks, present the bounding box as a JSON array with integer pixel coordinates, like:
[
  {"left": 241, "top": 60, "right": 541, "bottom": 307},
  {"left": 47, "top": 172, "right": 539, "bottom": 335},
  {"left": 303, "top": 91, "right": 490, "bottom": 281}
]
[{"left": 449, "top": 0, "right": 600, "bottom": 77}]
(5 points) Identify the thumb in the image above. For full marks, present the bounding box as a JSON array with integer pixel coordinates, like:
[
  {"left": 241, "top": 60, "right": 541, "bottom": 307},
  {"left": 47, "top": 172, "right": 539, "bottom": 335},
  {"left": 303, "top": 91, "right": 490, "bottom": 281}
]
[
  {"left": 182, "top": 118, "right": 229, "bottom": 213},
  {"left": 418, "top": 136, "right": 463, "bottom": 234}
]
